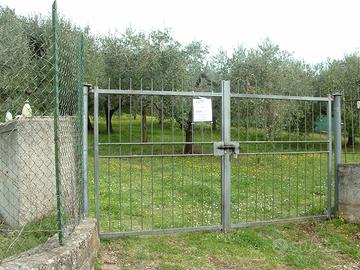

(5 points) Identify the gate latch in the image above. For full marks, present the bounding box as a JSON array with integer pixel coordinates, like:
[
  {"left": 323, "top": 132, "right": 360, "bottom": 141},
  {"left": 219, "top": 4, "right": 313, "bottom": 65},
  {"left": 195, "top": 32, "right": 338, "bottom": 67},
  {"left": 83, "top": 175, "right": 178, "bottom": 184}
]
[{"left": 213, "top": 142, "right": 240, "bottom": 158}]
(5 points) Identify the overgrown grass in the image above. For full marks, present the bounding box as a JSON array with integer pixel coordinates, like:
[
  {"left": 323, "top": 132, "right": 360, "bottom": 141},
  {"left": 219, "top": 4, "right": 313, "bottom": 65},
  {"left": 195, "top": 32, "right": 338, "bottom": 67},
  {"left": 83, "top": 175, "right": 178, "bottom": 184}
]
[
  {"left": 98, "top": 219, "right": 360, "bottom": 269},
  {"left": 0, "top": 215, "right": 57, "bottom": 261}
]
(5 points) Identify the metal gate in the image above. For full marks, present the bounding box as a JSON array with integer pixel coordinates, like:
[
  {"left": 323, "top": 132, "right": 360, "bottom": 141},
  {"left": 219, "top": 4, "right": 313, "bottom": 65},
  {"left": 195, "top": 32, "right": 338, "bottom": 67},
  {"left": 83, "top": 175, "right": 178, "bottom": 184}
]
[{"left": 93, "top": 81, "right": 333, "bottom": 238}]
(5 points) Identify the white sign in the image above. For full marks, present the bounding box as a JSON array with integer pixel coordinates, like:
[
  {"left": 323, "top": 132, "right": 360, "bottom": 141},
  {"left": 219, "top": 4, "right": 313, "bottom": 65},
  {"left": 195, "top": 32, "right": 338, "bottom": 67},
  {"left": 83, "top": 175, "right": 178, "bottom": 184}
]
[
  {"left": 193, "top": 97, "right": 212, "bottom": 122},
  {"left": 357, "top": 100, "right": 360, "bottom": 110}
]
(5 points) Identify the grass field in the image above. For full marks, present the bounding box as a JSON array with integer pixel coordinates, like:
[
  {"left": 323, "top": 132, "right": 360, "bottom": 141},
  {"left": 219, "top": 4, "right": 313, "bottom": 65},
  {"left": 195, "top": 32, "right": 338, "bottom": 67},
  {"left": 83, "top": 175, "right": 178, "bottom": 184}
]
[
  {"left": 98, "top": 219, "right": 360, "bottom": 270},
  {"left": 89, "top": 115, "right": 333, "bottom": 233},
  {"left": 92, "top": 114, "right": 360, "bottom": 269}
]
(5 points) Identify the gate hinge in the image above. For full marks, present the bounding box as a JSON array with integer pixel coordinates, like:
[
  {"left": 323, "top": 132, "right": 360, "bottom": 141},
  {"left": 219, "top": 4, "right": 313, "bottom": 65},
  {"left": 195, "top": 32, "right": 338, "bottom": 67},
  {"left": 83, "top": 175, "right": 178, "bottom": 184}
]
[{"left": 213, "top": 142, "right": 240, "bottom": 158}]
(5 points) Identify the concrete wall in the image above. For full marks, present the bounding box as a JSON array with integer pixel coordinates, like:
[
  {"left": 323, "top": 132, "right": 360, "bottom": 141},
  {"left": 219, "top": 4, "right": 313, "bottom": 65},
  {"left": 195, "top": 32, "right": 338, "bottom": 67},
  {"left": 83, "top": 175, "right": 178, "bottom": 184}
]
[
  {"left": 0, "top": 218, "right": 99, "bottom": 270},
  {"left": 0, "top": 121, "right": 20, "bottom": 225},
  {"left": 0, "top": 117, "right": 79, "bottom": 227},
  {"left": 338, "top": 164, "right": 360, "bottom": 224}
]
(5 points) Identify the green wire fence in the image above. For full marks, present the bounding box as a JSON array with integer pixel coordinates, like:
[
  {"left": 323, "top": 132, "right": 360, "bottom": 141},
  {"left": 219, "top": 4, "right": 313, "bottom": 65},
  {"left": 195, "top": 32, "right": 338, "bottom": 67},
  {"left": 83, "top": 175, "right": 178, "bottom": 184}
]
[{"left": 0, "top": 1, "right": 84, "bottom": 261}]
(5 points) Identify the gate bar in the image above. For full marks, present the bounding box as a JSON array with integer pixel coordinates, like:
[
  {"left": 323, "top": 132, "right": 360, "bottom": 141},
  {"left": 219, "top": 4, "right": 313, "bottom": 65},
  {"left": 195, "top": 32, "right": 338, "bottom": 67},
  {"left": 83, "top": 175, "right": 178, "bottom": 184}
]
[
  {"left": 231, "top": 215, "right": 329, "bottom": 229},
  {"left": 98, "top": 140, "right": 329, "bottom": 146},
  {"left": 100, "top": 225, "right": 222, "bottom": 238},
  {"left": 221, "top": 81, "right": 231, "bottom": 232},
  {"left": 96, "top": 89, "right": 222, "bottom": 97},
  {"left": 231, "top": 93, "right": 330, "bottom": 102},
  {"left": 333, "top": 93, "right": 342, "bottom": 213},
  {"left": 94, "top": 88, "right": 100, "bottom": 233},
  {"left": 98, "top": 151, "right": 330, "bottom": 159},
  {"left": 327, "top": 96, "right": 333, "bottom": 217},
  {"left": 95, "top": 89, "right": 330, "bottom": 102}
]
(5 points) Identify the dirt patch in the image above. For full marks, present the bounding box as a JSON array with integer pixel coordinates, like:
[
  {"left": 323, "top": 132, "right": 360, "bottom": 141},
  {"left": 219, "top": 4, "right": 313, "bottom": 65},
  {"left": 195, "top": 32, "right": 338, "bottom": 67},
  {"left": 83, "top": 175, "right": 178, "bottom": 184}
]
[
  {"left": 336, "top": 261, "right": 360, "bottom": 270},
  {"left": 100, "top": 245, "right": 125, "bottom": 268},
  {"left": 351, "top": 232, "right": 360, "bottom": 242},
  {"left": 207, "top": 255, "right": 236, "bottom": 269}
]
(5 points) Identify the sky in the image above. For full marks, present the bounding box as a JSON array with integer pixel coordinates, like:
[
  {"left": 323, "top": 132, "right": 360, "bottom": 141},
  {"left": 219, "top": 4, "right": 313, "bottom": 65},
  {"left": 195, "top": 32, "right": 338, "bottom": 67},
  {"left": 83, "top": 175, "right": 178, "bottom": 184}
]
[{"left": 1, "top": 0, "right": 360, "bottom": 64}]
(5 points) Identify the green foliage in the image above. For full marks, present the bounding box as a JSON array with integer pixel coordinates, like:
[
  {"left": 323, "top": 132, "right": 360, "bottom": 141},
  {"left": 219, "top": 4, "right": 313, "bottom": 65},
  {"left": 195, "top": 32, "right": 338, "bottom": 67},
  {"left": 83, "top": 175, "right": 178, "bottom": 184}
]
[
  {"left": 3, "top": 4, "right": 360, "bottom": 141},
  {"left": 0, "top": 6, "right": 85, "bottom": 117},
  {"left": 6, "top": 4, "right": 360, "bottom": 143},
  {"left": 316, "top": 54, "right": 360, "bottom": 145},
  {"left": 0, "top": 7, "right": 52, "bottom": 116}
]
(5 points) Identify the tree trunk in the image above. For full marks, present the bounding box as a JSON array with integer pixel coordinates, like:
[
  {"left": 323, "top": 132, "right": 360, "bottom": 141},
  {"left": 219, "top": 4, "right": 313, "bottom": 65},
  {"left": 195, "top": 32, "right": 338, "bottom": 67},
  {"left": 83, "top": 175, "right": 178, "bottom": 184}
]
[
  {"left": 104, "top": 103, "right": 119, "bottom": 133},
  {"left": 88, "top": 116, "right": 93, "bottom": 131},
  {"left": 142, "top": 108, "right": 148, "bottom": 142},
  {"left": 183, "top": 110, "right": 193, "bottom": 154},
  {"left": 105, "top": 107, "right": 112, "bottom": 132},
  {"left": 347, "top": 133, "right": 354, "bottom": 147},
  {"left": 184, "top": 128, "right": 193, "bottom": 154},
  {"left": 212, "top": 117, "right": 217, "bottom": 130}
]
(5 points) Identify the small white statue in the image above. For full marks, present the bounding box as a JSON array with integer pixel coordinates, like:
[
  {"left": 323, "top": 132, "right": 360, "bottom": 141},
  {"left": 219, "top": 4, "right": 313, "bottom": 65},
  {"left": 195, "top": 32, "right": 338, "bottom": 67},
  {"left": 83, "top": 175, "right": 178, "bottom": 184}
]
[
  {"left": 22, "top": 100, "right": 32, "bottom": 117},
  {"left": 5, "top": 111, "right": 12, "bottom": 122}
]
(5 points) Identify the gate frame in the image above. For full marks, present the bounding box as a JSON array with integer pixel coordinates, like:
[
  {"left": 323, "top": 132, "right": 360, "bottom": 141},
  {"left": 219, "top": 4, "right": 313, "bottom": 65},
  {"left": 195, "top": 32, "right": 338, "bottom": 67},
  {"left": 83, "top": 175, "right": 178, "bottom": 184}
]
[
  {"left": 91, "top": 81, "right": 337, "bottom": 238},
  {"left": 228, "top": 92, "right": 334, "bottom": 229}
]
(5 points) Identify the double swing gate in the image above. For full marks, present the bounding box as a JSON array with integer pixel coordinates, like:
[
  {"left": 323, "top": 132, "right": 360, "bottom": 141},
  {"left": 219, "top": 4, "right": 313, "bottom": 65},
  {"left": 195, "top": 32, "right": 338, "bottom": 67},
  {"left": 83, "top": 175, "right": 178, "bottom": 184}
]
[{"left": 93, "top": 81, "right": 334, "bottom": 238}]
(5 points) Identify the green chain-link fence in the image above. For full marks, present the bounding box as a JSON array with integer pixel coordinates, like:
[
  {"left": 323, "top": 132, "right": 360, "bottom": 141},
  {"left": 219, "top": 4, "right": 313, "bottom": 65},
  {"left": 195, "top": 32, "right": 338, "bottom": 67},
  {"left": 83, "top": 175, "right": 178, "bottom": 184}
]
[{"left": 0, "top": 1, "right": 84, "bottom": 261}]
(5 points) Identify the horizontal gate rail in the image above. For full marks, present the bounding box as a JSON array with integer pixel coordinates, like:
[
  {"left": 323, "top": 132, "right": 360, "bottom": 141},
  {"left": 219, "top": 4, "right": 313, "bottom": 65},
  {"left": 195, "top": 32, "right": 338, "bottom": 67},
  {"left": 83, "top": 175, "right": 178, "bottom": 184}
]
[
  {"left": 230, "top": 150, "right": 329, "bottom": 156},
  {"left": 98, "top": 140, "right": 329, "bottom": 145},
  {"left": 99, "top": 154, "right": 214, "bottom": 158},
  {"left": 230, "top": 215, "right": 329, "bottom": 229},
  {"left": 98, "top": 151, "right": 330, "bottom": 159},
  {"left": 236, "top": 140, "right": 329, "bottom": 144},
  {"left": 96, "top": 88, "right": 222, "bottom": 97},
  {"left": 100, "top": 225, "right": 222, "bottom": 239},
  {"left": 231, "top": 93, "right": 330, "bottom": 101},
  {"left": 95, "top": 88, "right": 330, "bottom": 101},
  {"left": 98, "top": 142, "right": 214, "bottom": 145}
]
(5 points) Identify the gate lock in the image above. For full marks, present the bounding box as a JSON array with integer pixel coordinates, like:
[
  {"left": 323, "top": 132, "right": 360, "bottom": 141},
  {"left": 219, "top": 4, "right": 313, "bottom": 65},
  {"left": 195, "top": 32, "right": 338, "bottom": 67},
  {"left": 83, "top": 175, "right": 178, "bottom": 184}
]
[{"left": 213, "top": 142, "right": 240, "bottom": 158}]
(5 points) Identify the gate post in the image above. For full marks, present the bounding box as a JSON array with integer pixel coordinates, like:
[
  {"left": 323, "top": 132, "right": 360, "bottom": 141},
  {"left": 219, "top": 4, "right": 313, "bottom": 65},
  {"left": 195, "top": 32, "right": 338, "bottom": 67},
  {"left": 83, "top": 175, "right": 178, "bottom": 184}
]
[
  {"left": 94, "top": 87, "right": 100, "bottom": 233},
  {"left": 327, "top": 97, "right": 332, "bottom": 218},
  {"left": 221, "top": 80, "right": 231, "bottom": 232},
  {"left": 82, "top": 84, "right": 90, "bottom": 216},
  {"left": 333, "top": 93, "right": 342, "bottom": 213}
]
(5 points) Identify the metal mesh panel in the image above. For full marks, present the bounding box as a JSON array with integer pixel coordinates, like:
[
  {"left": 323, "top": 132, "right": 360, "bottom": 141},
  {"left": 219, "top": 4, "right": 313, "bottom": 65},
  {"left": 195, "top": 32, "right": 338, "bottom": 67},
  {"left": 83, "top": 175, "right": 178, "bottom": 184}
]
[
  {"left": 342, "top": 99, "right": 360, "bottom": 163},
  {"left": 92, "top": 79, "right": 333, "bottom": 237},
  {"left": 56, "top": 13, "right": 84, "bottom": 237},
  {"left": 0, "top": 1, "right": 84, "bottom": 261}
]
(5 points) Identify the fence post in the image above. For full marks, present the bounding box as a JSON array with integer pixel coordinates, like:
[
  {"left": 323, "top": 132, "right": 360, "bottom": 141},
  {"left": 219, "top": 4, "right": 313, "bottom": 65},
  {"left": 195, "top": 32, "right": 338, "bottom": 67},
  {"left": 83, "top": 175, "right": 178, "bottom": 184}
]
[
  {"left": 327, "top": 96, "right": 332, "bottom": 218},
  {"left": 82, "top": 84, "right": 90, "bottom": 216},
  {"left": 52, "top": 0, "right": 64, "bottom": 245},
  {"left": 333, "top": 93, "right": 342, "bottom": 213},
  {"left": 221, "top": 80, "right": 231, "bottom": 232},
  {"left": 94, "top": 87, "right": 100, "bottom": 233}
]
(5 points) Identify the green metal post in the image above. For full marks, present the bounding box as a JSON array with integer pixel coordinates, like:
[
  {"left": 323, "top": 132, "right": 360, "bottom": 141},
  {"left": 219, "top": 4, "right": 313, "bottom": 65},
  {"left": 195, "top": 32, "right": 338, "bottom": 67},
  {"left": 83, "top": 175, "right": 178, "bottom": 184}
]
[
  {"left": 77, "top": 33, "right": 86, "bottom": 217},
  {"left": 52, "top": 0, "right": 64, "bottom": 245}
]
